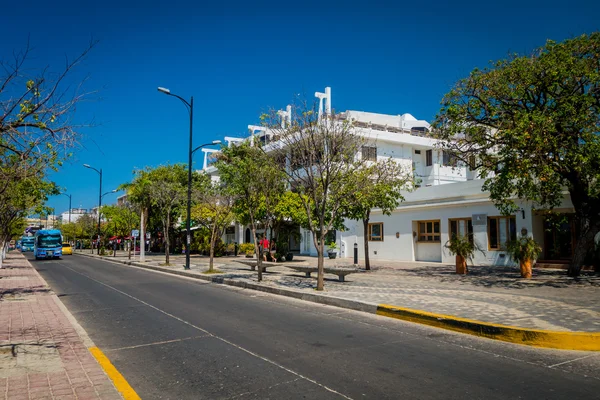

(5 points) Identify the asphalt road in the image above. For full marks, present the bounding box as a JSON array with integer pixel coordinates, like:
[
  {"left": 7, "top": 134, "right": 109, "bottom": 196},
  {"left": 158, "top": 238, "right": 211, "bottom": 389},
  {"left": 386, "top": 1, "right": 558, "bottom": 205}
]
[{"left": 29, "top": 254, "right": 600, "bottom": 400}]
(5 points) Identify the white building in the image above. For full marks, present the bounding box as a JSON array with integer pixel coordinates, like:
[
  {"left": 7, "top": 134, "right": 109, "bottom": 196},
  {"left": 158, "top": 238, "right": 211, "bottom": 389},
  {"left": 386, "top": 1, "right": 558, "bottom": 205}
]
[
  {"left": 202, "top": 86, "right": 576, "bottom": 267},
  {"left": 59, "top": 208, "right": 88, "bottom": 224}
]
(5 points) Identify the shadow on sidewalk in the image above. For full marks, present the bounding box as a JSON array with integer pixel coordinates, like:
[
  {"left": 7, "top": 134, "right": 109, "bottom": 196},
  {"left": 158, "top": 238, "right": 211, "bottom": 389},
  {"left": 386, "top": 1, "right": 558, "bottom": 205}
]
[{"left": 400, "top": 264, "right": 600, "bottom": 289}]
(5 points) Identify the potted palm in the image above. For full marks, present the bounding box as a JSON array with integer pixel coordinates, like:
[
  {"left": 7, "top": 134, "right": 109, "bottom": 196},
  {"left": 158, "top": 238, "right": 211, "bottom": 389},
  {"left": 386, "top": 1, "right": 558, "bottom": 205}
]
[
  {"left": 507, "top": 235, "right": 542, "bottom": 279},
  {"left": 445, "top": 235, "right": 476, "bottom": 274},
  {"left": 326, "top": 241, "right": 338, "bottom": 259}
]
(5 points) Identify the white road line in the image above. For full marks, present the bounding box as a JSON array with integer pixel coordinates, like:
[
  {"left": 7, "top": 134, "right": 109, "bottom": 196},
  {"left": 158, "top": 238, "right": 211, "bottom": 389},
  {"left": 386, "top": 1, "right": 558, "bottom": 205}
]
[
  {"left": 58, "top": 263, "right": 354, "bottom": 400},
  {"left": 104, "top": 335, "right": 210, "bottom": 352},
  {"left": 548, "top": 354, "right": 599, "bottom": 368},
  {"left": 57, "top": 256, "right": 600, "bottom": 383}
]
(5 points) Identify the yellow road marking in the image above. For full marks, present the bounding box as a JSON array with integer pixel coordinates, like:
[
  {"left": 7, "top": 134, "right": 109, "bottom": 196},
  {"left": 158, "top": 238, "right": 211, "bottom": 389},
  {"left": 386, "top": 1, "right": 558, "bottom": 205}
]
[
  {"left": 377, "top": 304, "right": 600, "bottom": 351},
  {"left": 89, "top": 346, "right": 141, "bottom": 399}
]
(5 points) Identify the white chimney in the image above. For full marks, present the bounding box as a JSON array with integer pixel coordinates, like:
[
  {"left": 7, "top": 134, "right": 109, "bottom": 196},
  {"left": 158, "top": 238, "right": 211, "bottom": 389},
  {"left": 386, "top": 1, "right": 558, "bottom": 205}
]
[
  {"left": 277, "top": 105, "right": 292, "bottom": 128},
  {"left": 324, "top": 87, "right": 331, "bottom": 115},
  {"left": 315, "top": 91, "right": 326, "bottom": 120},
  {"left": 315, "top": 87, "right": 332, "bottom": 120}
]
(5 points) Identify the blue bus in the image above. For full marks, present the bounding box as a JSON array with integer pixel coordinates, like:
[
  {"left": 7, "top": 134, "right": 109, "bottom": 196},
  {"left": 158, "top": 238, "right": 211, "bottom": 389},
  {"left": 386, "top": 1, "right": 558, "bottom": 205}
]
[
  {"left": 34, "top": 229, "right": 63, "bottom": 259},
  {"left": 21, "top": 236, "right": 35, "bottom": 252}
]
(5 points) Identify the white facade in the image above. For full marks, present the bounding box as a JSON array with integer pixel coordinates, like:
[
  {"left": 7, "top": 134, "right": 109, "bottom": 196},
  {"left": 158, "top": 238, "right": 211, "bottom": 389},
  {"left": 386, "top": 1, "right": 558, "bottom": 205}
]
[
  {"left": 202, "top": 86, "right": 565, "bottom": 266},
  {"left": 60, "top": 208, "right": 88, "bottom": 224}
]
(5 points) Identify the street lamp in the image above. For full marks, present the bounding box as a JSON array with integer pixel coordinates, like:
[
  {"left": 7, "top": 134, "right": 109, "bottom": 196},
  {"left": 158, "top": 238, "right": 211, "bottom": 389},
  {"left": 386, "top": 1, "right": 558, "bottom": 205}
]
[
  {"left": 102, "top": 189, "right": 118, "bottom": 200},
  {"left": 60, "top": 192, "right": 72, "bottom": 223},
  {"left": 83, "top": 164, "right": 102, "bottom": 254},
  {"left": 157, "top": 85, "right": 221, "bottom": 269}
]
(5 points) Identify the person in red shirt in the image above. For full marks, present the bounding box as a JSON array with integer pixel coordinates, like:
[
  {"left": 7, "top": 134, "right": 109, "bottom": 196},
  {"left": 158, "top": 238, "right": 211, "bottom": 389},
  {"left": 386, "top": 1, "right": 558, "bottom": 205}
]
[{"left": 259, "top": 236, "right": 269, "bottom": 251}]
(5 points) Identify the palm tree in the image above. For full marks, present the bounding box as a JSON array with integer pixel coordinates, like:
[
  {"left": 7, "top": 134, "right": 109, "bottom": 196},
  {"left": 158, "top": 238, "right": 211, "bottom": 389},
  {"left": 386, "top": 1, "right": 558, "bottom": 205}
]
[{"left": 119, "top": 169, "right": 153, "bottom": 261}]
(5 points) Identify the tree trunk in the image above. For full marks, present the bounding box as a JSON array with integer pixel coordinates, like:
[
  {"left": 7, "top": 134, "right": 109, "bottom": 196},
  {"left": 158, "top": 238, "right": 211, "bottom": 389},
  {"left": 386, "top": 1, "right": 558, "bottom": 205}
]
[
  {"left": 164, "top": 215, "right": 170, "bottom": 265},
  {"left": 520, "top": 259, "right": 532, "bottom": 279},
  {"left": 209, "top": 241, "right": 215, "bottom": 272},
  {"left": 252, "top": 225, "right": 262, "bottom": 281},
  {"left": 317, "top": 234, "right": 324, "bottom": 291},
  {"left": 209, "top": 228, "right": 216, "bottom": 272},
  {"left": 140, "top": 207, "right": 146, "bottom": 262},
  {"left": 568, "top": 217, "right": 600, "bottom": 277},
  {"left": 363, "top": 212, "right": 370, "bottom": 270},
  {"left": 455, "top": 255, "right": 467, "bottom": 274}
]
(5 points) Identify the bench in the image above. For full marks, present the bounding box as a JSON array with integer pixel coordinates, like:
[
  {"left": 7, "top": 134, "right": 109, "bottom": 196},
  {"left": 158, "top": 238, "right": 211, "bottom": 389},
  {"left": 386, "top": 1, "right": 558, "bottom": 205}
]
[
  {"left": 235, "top": 259, "right": 278, "bottom": 272},
  {"left": 285, "top": 265, "right": 359, "bottom": 282}
]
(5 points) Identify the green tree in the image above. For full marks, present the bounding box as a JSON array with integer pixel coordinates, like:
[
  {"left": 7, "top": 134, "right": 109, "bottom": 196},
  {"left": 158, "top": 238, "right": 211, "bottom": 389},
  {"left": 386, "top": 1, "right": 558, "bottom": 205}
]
[
  {"left": 60, "top": 222, "right": 78, "bottom": 243},
  {"left": 215, "top": 142, "right": 286, "bottom": 281},
  {"left": 434, "top": 32, "right": 600, "bottom": 276},
  {"left": 76, "top": 213, "right": 97, "bottom": 252},
  {"left": 101, "top": 204, "right": 139, "bottom": 259},
  {"left": 146, "top": 164, "right": 187, "bottom": 265},
  {"left": 119, "top": 168, "right": 155, "bottom": 260},
  {"left": 191, "top": 179, "right": 235, "bottom": 272},
  {"left": 0, "top": 41, "right": 95, "bottom": 262},
  {"left": 266, "top": 103, "right": 367, "bottom": 290},
  {"left": 343, "top": 159, "right": 412, "bottom": 270},
  {"left": 0, "top": 175, "right": 58, "bottom": 265}
]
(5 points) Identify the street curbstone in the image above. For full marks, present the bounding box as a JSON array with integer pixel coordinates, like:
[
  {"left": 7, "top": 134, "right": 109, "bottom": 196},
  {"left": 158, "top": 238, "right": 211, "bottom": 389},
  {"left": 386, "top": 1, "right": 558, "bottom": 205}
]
[{"left": 376, "top": 304, "right": 600, "bottom": 351}]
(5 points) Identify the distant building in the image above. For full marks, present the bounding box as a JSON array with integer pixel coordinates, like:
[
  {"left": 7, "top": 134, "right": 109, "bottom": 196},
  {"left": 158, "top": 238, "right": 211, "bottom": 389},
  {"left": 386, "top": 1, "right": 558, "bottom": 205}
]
[
  {"left": 59, "top": 208, "right": 88, "bottom": 224},
  {"left": 117, "top": 194, "right": 129, "bottom": 206},
  {"left": 25, "top": 215, "right": 58, "bottom": 230}
]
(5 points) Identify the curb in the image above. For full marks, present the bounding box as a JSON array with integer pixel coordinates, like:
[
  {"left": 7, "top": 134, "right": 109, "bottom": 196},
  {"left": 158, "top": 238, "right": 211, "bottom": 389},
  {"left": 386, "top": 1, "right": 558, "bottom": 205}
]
[
  {"left": 376, "top": 304, "right": 600, "bottom": 351},
  {"left": 74, "top": 252, "right": 600, "bottom": 351}
]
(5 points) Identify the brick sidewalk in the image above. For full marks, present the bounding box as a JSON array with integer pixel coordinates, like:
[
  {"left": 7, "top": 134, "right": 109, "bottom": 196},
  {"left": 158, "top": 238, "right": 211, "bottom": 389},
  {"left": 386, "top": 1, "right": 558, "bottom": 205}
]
[
  {"left": 78, "top": 250, "right": 600, "bottom": 332},
  {"left": 0, "top": 252, "right": 122, "bottom": 400}
]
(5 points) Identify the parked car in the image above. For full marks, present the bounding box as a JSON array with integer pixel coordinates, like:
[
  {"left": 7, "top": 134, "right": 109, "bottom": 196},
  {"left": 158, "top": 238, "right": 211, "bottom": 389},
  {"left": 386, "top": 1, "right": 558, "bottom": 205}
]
[{"left": 62, "top": 243, "right": 73, "bottom": 255}]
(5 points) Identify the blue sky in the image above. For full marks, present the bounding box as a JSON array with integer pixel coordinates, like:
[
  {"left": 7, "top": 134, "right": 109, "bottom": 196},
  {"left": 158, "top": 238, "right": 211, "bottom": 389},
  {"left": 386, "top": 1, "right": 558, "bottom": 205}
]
[{"left": 2, "top": 0, "right": 599, "bottom": 215}]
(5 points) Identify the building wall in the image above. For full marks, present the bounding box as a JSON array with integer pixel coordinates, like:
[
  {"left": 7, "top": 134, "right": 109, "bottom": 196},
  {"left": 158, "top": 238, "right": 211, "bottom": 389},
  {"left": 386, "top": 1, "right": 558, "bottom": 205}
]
[
  {"left": 60, "top": 212, "right": 87, "bottom": 224},
  {"left": 339, "top": 200, "right": 535, "bottom": 266}
]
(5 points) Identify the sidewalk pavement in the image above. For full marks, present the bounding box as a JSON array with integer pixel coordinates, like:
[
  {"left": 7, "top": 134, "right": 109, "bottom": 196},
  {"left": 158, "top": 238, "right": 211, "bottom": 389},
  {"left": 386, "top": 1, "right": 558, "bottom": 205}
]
[
  {"left": 77, "top": 250, "right": 600, "bottom": 334},
  {"left": 0, "top": 252, "right": 123, "bottom": 400}
]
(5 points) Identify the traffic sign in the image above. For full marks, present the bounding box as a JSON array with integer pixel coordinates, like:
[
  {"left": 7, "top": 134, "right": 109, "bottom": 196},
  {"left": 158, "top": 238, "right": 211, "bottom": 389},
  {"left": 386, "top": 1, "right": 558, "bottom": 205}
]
[{"left": 132, "top": 229, "right": 140, "bottom": 238}]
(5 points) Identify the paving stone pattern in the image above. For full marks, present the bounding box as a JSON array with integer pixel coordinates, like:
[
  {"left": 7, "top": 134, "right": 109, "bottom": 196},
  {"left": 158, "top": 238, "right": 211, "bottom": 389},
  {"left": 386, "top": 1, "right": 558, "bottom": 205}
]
[
  {"left": 89, "top": 250, "right": 600, "bottom": 332},
  {"left": 0, "top": 253, "right": 122, "bottom": 400}
]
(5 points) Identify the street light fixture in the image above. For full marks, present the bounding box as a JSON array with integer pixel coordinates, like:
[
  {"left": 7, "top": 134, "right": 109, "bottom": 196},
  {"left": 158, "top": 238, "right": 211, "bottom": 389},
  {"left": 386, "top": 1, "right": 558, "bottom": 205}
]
[
  {"left": 84, "top": 164, "right": 103, "bottom": 254},
  {"left": 102, "top": 189, "right": 118, "bottom": 200},
  {"left": 157, "top": 85, "right": 221, "bottom": 270}
]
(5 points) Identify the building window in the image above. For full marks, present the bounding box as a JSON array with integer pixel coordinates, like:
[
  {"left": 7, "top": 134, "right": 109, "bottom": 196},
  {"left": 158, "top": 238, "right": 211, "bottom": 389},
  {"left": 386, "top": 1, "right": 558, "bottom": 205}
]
[
  {"left": 487, "top": 216, "right": 516, "bottom": 250},
  {"left": 362, "top": 146, "right": 377, "bottom": 161},
  {"left": 449, "top": 218, "right": 473, "bottom": 242},
  {"left": 414, "top": 149, "right": 421, "bottom": 155},
  {"left": 225, "top": 226, "right": 235, "bottom": 244},
  {"left": 426, "top": 150, "right": 433, "bottom": 166},
  {"left": 442, "top": 151, "right": 458, "bottom": 167},
  {"left": 368, "top": 223, "right": 383, "bottom": 241},
  {"left": 417, "top": 220, "right": 440, "bottom": 242}
]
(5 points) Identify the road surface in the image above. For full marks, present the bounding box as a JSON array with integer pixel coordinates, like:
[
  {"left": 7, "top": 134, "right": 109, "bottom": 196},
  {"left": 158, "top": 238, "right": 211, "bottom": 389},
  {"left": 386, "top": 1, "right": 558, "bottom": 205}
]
[{"left": 29, "top": 254, "right": 600, "bottom": 399}]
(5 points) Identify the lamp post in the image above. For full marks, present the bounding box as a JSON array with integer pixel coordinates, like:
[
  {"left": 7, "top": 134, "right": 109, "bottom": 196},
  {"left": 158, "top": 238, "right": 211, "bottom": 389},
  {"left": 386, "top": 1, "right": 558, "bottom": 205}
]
[
  {"left": 83, "top": 164, "right": 102, "bottom": 254},
  {"left": 157, "top": 86, "right": 221, "bottom": 270},
  {"left": 60, "top": 193, "right": 72, "bottom": 223}
]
